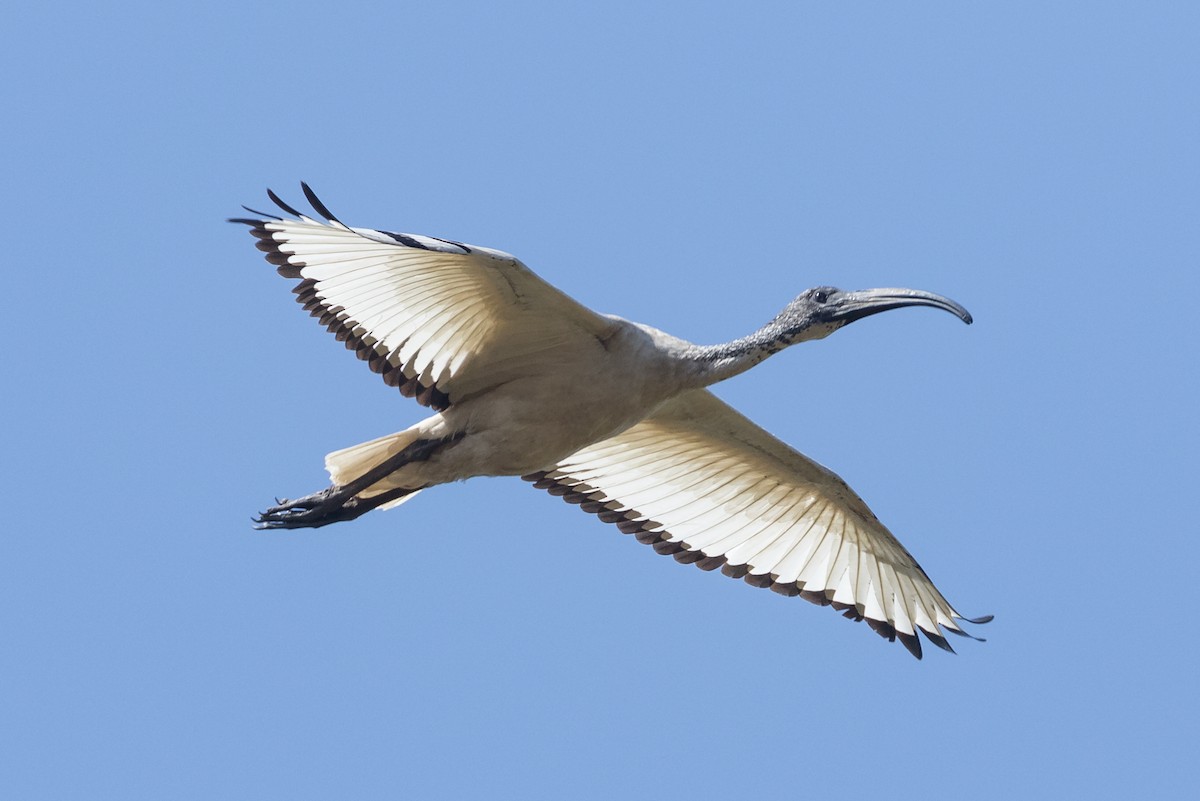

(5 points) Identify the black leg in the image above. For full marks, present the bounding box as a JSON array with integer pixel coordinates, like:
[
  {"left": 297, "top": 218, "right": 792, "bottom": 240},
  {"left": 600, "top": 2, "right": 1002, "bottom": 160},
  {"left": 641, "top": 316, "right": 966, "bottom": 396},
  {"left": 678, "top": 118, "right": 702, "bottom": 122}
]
[{"left": 254, "top": 434, "right": 459, "bottom": 530}]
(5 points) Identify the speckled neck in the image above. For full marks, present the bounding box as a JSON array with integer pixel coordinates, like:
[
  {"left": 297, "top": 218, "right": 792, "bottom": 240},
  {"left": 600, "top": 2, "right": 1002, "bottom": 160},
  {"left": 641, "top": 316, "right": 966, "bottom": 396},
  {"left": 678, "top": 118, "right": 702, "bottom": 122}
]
[{"left": 681, "top": 319, "right": 795, "bottom": 386}]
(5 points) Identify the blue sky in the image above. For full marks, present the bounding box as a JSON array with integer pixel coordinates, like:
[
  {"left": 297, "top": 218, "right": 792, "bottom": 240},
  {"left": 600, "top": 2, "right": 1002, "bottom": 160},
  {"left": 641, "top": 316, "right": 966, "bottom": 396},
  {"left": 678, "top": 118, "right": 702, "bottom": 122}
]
[{"left": 2, "top": 1, "right": 1197, "bottom": 798}]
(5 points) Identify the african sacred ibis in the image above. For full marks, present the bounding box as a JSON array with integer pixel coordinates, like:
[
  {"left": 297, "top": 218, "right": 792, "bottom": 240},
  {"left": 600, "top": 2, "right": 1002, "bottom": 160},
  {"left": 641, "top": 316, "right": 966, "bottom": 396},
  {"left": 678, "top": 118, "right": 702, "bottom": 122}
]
[{"left": 232, "top": 184, "right": 991, "bottom": 658}]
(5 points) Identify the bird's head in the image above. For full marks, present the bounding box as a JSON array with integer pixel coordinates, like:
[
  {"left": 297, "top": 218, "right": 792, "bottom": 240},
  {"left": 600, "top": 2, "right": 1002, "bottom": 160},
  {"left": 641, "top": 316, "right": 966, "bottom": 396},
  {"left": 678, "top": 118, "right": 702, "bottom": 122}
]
[{"left": 775, "top": 286, "right": 973, "bottom": 342}]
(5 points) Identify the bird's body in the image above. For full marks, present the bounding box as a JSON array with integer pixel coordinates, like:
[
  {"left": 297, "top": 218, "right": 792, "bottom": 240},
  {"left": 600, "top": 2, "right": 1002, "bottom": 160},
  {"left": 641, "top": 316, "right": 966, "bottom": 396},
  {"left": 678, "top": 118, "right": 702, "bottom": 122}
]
[
  {"left": 234, "top": 185, "right": 990, "bottom": 658},
  {"left": 340, "top": 321, "right": 717, "bottom": 489}
]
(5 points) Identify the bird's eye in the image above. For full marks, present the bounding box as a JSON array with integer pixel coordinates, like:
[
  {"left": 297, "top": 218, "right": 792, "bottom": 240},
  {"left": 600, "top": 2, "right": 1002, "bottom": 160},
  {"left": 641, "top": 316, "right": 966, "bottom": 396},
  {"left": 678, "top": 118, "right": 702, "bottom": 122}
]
[{"left": 813, "top": 290, "right": 828, "bottom": 304}]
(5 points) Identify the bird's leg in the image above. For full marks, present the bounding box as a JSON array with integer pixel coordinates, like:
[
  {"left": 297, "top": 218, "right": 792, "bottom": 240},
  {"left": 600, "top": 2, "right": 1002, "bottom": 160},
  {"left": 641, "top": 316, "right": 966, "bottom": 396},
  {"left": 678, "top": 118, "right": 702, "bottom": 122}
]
[{"left": 254, "top": 434, "right": 460, "bottom": 530}]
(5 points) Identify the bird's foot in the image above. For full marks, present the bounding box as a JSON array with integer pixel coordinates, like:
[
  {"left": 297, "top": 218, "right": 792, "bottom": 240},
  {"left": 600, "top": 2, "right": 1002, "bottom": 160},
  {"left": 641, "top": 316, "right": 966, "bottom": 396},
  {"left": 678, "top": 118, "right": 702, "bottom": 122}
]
[
  {"left": 266, "top": 488, "right": 336, "bottom": 512},
  {"left": 254, "top": 487, "right": 367, "bottom": 530}
]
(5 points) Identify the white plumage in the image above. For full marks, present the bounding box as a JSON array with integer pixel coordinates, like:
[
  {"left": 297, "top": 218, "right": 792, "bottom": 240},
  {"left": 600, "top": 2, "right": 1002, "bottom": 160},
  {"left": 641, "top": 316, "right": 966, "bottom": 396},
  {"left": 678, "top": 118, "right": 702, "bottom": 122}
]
[{"left": 233, "top": 184, "right": 990, "bottom": 658}]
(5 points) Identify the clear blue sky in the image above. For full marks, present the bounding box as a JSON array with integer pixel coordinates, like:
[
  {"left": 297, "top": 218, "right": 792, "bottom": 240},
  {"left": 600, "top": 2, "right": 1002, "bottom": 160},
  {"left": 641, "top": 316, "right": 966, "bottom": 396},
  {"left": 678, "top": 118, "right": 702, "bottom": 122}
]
[{"left": 2, "top": 2, "right": 1197, "bottom": 798}]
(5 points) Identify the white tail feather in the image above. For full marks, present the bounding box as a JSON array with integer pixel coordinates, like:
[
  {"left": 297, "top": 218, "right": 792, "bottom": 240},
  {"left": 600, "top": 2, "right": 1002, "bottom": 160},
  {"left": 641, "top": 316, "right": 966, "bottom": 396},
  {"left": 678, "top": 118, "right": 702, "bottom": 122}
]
[{"left": 325, "top": 430, "right": 425, "bottom": 510}]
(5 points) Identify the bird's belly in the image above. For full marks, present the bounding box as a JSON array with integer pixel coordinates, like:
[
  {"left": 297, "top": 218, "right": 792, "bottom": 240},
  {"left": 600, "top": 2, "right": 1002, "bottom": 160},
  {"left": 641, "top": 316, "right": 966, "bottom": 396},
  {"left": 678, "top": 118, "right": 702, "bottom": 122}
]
[{"left": 435, "top": 370, "right": 672, "bottom": 479}]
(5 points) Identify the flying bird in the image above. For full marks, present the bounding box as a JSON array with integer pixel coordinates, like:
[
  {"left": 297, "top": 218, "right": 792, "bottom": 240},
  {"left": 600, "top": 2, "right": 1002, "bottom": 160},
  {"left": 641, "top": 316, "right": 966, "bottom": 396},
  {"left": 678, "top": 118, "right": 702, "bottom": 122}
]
[{"left": 232, "top": 184, "right": 990, "bottom": 658}]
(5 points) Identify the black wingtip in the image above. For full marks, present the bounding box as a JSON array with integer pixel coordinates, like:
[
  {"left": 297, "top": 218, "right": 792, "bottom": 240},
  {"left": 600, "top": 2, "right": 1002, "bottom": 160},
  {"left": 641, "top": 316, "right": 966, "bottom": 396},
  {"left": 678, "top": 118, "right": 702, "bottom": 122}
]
[
  {"left": 961, "top": 613, "right": 994, "bottom": 625},
  {"left": 897, "top": 630, "right": 923, "bottom": 659},
  {"left": 241, "top": 204, "right": 282, "bottom": 220},
  {"left": 300, "top": 182, "right": 341, "bottom": 224},
  {"left": 945, "top": 626, "right": 987, "bottom": 642},
  {"left": 227, "top": 217, "right": 261, "bottom": 226},
  {"left": 921, "top": 628, "right": 957, "bottom": 655},
  {"left": 267, "top": 188, "right": 305, "bottom": 218}
]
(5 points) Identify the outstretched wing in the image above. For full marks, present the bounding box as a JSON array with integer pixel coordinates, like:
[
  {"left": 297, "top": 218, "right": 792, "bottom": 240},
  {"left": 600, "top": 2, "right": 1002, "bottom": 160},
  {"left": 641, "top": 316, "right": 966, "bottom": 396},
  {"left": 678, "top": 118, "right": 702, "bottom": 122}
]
[
  {"left": 232, "top": 184, "right": 613, "bottom": 411},
  {"left": 524, "top": 389, "right": 989, "bottom": 658}
]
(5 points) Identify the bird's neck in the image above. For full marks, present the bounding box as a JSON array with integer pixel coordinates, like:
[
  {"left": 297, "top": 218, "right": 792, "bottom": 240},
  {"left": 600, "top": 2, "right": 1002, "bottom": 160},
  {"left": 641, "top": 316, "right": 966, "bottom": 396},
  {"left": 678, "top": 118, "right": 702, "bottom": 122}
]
[{"left": 681, "top": 322, "right": 795, "bottom": 387}]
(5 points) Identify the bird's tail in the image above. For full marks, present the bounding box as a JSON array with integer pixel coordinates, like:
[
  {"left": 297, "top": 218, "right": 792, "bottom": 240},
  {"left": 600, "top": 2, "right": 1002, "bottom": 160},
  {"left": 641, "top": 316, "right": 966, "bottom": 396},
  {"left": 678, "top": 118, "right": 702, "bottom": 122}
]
[{"left": 325, "top": 430, "right": 424, "bottom": 511}]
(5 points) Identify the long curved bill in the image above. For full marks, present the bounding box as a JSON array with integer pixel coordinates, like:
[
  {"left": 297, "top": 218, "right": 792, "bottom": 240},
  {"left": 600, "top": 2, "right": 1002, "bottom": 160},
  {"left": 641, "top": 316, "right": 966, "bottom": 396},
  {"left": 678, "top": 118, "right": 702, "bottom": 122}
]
[{"left": 830, "top": 288, "right": 973, "bottom": 326}]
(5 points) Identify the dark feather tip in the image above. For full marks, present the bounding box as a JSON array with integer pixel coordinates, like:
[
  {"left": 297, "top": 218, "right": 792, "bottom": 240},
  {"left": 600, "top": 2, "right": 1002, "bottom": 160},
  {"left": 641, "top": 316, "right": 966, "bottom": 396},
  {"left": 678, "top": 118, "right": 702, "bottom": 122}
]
[
  {"left": 241, "top": 204, "right": 282, "bottom": 220},
  {"left": 944, "top": 626, "right": 986, "bottom": 642},
  {"left": 267, "top": 188, "right": 304, "bottom": 218},
  {"left": 921, "top": 628, "right": 956, "bottom": 654},
  {"left": 301, "top": 182, "right": 341, "bottom": 224},
  {"left": 896, "top": 631, "right": 923, "bottom": 659}
]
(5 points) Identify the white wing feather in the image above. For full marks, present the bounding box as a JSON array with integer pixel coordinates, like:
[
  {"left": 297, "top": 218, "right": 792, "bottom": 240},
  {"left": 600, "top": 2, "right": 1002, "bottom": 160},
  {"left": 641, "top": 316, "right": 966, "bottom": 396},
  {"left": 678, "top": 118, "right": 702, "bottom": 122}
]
[
  {"left": 525, "top": 389, "right": 988, "bottom": 657},
  {"left": 236, "top": 188, "right": 613, "bottom": 409}
]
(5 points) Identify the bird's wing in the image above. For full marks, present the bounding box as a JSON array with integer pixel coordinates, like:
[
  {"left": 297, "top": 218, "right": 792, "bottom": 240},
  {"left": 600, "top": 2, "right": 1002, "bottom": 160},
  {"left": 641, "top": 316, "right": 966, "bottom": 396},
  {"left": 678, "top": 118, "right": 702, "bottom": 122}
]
[
  {"left": 232, "top": 185, "right": 614, "bottom": 411},
  {"left": 524, "top": 389, "right": 989, "bottom": 658}
]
